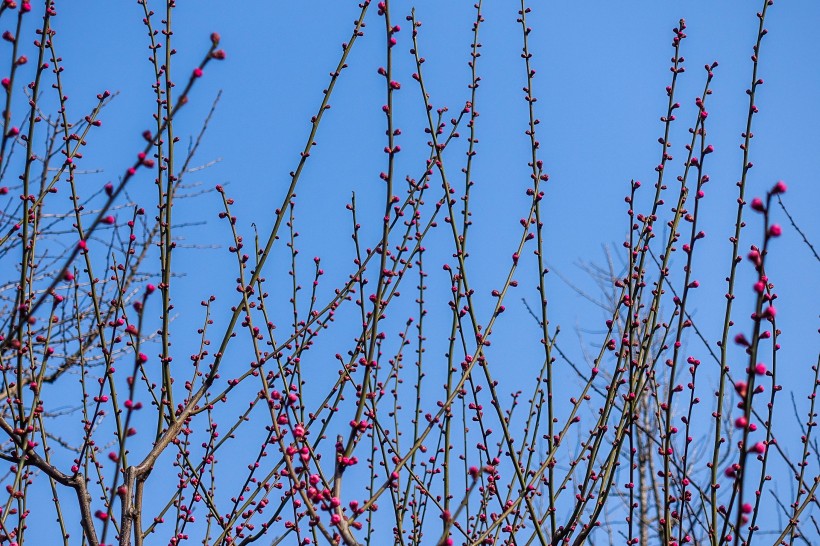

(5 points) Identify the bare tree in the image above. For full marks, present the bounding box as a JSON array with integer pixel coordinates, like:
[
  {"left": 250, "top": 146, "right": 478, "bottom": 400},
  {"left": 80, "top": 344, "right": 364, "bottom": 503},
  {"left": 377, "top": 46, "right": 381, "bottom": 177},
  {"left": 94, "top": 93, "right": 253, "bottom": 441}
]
[{"left": 0, "top": 1, "right": 817, "bottom": 546}]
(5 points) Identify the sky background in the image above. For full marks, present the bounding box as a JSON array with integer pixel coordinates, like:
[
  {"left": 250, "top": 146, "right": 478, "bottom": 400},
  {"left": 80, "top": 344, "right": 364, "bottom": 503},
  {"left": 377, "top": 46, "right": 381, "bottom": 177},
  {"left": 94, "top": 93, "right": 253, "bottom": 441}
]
[
  {"left": 53, "top": 0, "right": 819, "bottom": 342},
  {"left": 8, "top": 0, "right": 820, "bottom": 542},
  {"left": 52, "top": 0, "right": 817, "bottom": 405}
]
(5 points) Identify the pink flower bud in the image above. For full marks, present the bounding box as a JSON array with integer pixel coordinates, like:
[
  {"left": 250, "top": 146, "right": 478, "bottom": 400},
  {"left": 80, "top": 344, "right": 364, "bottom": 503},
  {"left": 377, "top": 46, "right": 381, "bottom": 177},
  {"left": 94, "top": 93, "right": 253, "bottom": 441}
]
[{"left": 771, "top": 180, "right": 787, "bottom": 194}]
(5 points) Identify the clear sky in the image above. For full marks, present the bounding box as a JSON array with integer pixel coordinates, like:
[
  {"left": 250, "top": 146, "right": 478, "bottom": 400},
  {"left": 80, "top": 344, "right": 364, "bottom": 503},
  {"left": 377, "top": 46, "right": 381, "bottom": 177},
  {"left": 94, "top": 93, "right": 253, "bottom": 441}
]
[
  {"left": 54, "top": 0, "right": 818, "bottom": 352},
  {"left": 11, "top": 0, "right": 820, "bottom": 543}
]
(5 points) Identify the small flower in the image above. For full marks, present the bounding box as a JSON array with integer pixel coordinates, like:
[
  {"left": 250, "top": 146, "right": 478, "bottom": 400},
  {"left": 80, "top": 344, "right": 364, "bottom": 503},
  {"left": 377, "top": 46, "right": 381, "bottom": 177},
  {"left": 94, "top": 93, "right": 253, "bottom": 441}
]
[
  {"left": 193, "top": 67, "right": 203, "bottom": 78},
  {"left": 210, "top": 32, "right": 221, "bottom": 46},
  {"left": 771, "top": 180, "right": 787, "bottom": 194},
  {"left": 768, "top": 224, "right": 782, "bottom": 237},
  {"left": 211, "top": 49, "right": 226, "bottom": 60},
  {"left": 747, "top": 248, "right": 761, "bottom": 266},
  {"left": 734, "top": 380, "right": 747, "bottom": 394},
  {"left": 750, "top": 197, "right": 765, "bottom": 212}
]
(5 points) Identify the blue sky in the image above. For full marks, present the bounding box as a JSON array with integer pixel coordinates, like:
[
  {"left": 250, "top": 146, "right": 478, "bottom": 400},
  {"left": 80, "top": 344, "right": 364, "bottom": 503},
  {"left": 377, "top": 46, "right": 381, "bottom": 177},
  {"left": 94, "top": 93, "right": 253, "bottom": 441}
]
[
  {"left": 54, "top": 0, "right": 818, "bottom": 344},
  {"left": 10, "top": 0, "right": 820, "bottom": 543}
]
